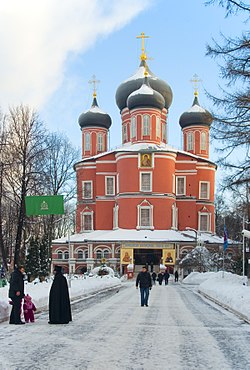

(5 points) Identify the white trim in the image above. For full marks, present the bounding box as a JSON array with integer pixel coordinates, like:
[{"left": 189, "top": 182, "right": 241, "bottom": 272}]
[
  {"left": 199, "top": 181, "right": 210, "bottom": 199},
  {"left": 81, "top": 210, "right": 94, "bottom": 232},
  {"left": 140, "top": 172, "right": 152, "bottom": 192},
  {"left": 137, "top": 203, "right": 154, "bottom": 230},
  {"left": 198, "top": 212, "right": 211, "bottom": 232},
  {"left": 176, "top": 176, "right": 186, "bottom": 196},
  {"left": 187, "top": 131, "right": 194, "bottom": 151},
  {"left": 82, "top": 180, "right": 93, "bottom": 199},
  {"left": 105, "top": 176, "right": 115, "bottom": 196},
  {"left": 96, "top": 172, "right": 117, "bottom": 175},
  {"left": 200, "top": 131, "right": 207, "bottom": 150}
]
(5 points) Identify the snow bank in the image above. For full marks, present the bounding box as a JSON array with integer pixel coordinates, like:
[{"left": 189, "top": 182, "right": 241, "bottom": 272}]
[
  {"left": 183, "top": 271, "right": 250, "bottom": 322},
  {"left": 0, "top": 275, "right": 121, "bottom": 322}
]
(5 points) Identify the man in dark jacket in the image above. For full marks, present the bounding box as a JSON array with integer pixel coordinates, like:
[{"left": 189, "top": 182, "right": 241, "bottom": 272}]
[
  {"left": 9, "top": 265, "right": 25, "bottom": 324},
  {"left": 136, "top": 266, "right": 152, "bottom": 307},
  {"left": 49, "top": 265, "right": 72, "bottom": 324}
]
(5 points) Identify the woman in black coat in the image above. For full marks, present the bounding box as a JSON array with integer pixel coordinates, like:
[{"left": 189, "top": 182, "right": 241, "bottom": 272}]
[
  {"left": 9, "top": 266, "right": 25, "bottom": 324},
  {"left": 49, "top": 266, "right": 72, "bottom": 324},
  {"left": 157, "top": 272, "right": 163, "bottom": 285}
]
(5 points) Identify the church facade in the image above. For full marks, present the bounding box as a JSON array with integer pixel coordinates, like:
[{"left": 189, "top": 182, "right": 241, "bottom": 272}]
[{"left": 51, "top": 34, "right": 220, "bottom": 275}]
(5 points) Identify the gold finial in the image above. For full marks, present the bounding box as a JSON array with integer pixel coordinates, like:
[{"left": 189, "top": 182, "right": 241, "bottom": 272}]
[
  {"left": 136, "top": 32, "right": 150, "bottom": 61},
  {"left": 144, "top": 66, "right": 149, "bottom": 77},
  {"left": 190, "top": 74, "right": 202, "bottom": 97},
  {"left": 88, "top": 74, "right": 100, "bottom": 98}
]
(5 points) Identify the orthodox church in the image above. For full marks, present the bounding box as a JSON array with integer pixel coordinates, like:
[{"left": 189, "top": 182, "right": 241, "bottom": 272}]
[{"left": 52, "top": 33, "right": 223, "bottom": 275}]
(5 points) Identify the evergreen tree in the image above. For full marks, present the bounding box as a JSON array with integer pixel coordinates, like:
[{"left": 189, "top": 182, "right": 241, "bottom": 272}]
[
  {"left": 39, "top": 236, "right": 50, "bottom": 278},
  {"left": 25, "top": 236, "right": 40, "bottom": 279}
]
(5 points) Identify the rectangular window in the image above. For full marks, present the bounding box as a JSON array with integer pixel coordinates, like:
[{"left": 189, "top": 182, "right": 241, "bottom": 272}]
[
  {"left": 140, "top": 173, "right": 152, "bottom": 192},
  {"left": 123, "top": 125, "right": 128, "bottom": 142},
  {"left": 176, "top": 177, "right": 186, "bottom": 195},
  {"left": 162, "top": 123, "right": 166, "bottom": 140},
  {"left": 199, "top": 182, "right": 210, "bottom": 199},
  {"left": 97, "top": 134, "right": 103, "bottom": 151},
  {"left": 141, "top": 208, "right": 150, "bottom": 227},
  {"left": 85, "top": 133, "right": 90, "bottom": 151},
  {"left": 156, "top": 117, "right": 161, "bottom": 138},
  {"left": 83, "top": 214, "right": 92, "bottom": 231},
  {"left": 143, "top": 115, "right": 150, "bottom": 136},
  {"left": 131, "top": 117, "right": 136, "bottom": 138},
  {"left": 201, "top": 132, "right": 207, "bottom": 150},
  {"left": 105, "top": 176, "right": 115, "bottom": 196},
  {"left": 82, "top": 181, "right": 92, "bottom": 199},
  {"left": 199, "top": 214, "right": 210, "bottom": 232},
  {"left": 187, "top": 132, "right": 194, "bottom": 151}
]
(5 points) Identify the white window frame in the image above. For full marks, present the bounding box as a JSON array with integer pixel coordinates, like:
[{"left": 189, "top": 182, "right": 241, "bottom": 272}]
[
  {"left": 162, "top": 122, "right": 166, "bottom": 141},
  {"left": 199, "top": 181, "right": 210, "bottom": 200},
  {"left": 176, "top": 176, "right": 186, "bottom": 196},
  {"left": 81, "top": 211, "right": 93, "bottom": 232},
  {"left": 84, "top": 132, "right": 91, "bottom": 151},
  {"left": 137, "top": 204, "right": 154, "bottom": 229},
  {"left": 105, "top": 176, "right": 115, "bottom": 196},
  {"left": 198, "top": 212, "right": 211, "bottom": 232},
  {"left": 156, "top": 117, "right": 161, "bottom": 138},
  {"left": 201, "top": 132, "right": 207, "bottom": 150},
  {"left": 57, "top": 251, "right": 63, "bottom": 260},
  {"left": 97, "top": 133, "right": 103, "bottom": 152},
  {"left": 123, "top": 124, "right": 128, "bottom": 142},
  {"left": 140, "top": 172, "right": 152, "bottom": 192},
  {"left": 187, "top": 132, "right": 194, "bottom": 151},
  {"left": 143, "top": 115, "right": 150, "bottom": 136},
  {"left": 131, "top": 116, "right": 136, "bottom": 138},
  {"left": 82, "top": 181, "right": 93, "bottom": 199}
]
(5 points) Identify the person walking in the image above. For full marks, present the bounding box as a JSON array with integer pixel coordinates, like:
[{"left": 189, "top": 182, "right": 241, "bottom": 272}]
[
  {"left": 136, "top": 266, "right": 152, "bottom": 307},
  {"left": 175, "top": 270, "right": 179, "bottom": 282},
  {"left": 48, "top": 266, "right": 72, "bottom": 324},
  {"left": 157, "top": 272, "right": 163, "bottom": 286},
  {"left": 8, "top": 265, "right": 25, "bottom": 325},
  {"left": 151, "top": 271, "right": 157, "bottom": 285},
  {"left": 164, "top": 270, "right": 170, "bottom": 285}
]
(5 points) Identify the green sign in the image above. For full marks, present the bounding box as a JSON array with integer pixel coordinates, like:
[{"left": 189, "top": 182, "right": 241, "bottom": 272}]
[{"left": 25, "top": 195, "right": 64, "bottom": 216}]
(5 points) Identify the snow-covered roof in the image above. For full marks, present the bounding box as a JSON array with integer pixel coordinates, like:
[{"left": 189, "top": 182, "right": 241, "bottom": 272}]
[
  {"left": 129, "top": 84, "right": 154, "bottom": 96},
  {"left": 187, "top": 104, "right": 207, "bottom": 113},
  {"left": 52, "top": 228, "right": 232, "bottom": 245},
  {"left": 87, "top": 106, "right": 108, "bottom": 114},
  {"left": 124, "top": 66, "right": 158, "bottom": 82}
]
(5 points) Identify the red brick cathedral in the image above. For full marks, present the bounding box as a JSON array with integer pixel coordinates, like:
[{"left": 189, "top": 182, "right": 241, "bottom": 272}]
[{"left": 52, "top": 34, "right": 219, "bottom": 275}]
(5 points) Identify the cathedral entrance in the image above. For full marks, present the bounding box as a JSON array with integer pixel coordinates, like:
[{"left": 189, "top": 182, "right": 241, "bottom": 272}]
[{"left": 134, "top": 249, "right": 162, "bottom": 268}]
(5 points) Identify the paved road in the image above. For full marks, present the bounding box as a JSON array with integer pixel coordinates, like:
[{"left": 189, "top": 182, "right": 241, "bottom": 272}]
[{"left": 0, "top": 281, "right": 250, "bottom": 370}]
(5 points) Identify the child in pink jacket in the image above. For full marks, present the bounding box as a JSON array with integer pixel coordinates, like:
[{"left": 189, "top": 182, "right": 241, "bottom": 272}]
[{"left": 23, "top": 294, "right": 36, "bottom": 323}]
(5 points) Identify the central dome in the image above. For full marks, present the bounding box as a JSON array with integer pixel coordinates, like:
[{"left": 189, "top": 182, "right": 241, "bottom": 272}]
[{"left": 115, "top": 60, "right": 173, "bottom": 111}]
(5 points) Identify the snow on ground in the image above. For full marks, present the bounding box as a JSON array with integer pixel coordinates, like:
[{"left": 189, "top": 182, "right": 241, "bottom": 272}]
[
  {"left": 182, "top": 271, "right": 250, "bottom": 322},
  {"left": 0, "top": 275, "right": 121, "bottom": 322},
  {"left": 1, "top": 271, "right": 250, "bottom": 324}
]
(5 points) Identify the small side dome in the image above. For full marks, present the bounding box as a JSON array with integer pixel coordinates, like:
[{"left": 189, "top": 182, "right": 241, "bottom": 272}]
[
  {"left": 179, "top": 95, "right": 213, "bottom": 129},
  {"left": 127, "top": 76, "right": 165, "bottom": 110},
  {"left": 115, "top": 60, "right": 173, "bottom": 111},
  {"left": 78, "top": 96, "right": 112, "bottom": 129}
]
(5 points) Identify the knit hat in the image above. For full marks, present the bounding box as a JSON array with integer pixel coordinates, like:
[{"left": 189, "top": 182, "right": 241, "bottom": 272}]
[{"left": 54, "top": 265, "right": 62, "bottom": 273}]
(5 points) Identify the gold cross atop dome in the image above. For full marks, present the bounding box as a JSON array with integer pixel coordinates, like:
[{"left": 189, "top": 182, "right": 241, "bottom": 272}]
[
  {"left": 190, "top": 74, "right": 202, "bottom": 97},
  {"left": 136, "top": 32, "right": 150, "bottom": 61},
  {"left": 88, "top": 75, "right": 100, "bottom": 98}
]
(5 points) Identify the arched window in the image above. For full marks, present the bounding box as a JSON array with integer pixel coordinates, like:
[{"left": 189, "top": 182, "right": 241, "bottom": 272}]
[
  {"left": 57, "top": 251, "right": 63, "bottom": 260},
  {"left": 77, "top": 250, "right": 83, "bottom": 259},
  {"left": 162, "top": 122, "right": 167, "bottom": 141},
  {"left": 103, "top": 250, "right": 109, "bottom": 259},
  {"left": 123, "top": 125, "right": 128, "bottom": 142},
  {"left": 97, "top": 133, "right": 103, "bottom": 151},
  {"left": 201, "top": 132, "right": 206, "bottom": 150},
  {"left": 96, "top": 251, "right": 102, "bottom": 259},
  {"left": 143, "top": 115, "right": 150, "bottom": 136},
  {"left": 84, "top": 250, "right": 88, "bottom": 259},
  {"left": 85, "top": 132, "right": 90, "bottom": 151},
  {"left": 187, "top": 132, "right": 194, "bottom": 150},
  {"left": 64, "top": 251, "right": 69, "bottom": 260},
  {"left": 131, "top": 116, "right": 136, "bottom": 138}
]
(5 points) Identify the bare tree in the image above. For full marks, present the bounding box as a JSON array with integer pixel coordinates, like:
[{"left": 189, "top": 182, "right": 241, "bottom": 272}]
[
  {"left": 4, "top": 105, "right": 47, "bottom": 267},
  {"left": 205, "top": 0, "right": 250, "bottom": 189}
]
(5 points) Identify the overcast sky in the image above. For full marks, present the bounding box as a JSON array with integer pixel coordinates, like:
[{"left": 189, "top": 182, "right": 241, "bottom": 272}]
[{"left": 0, "top": 0, "right": 247, "bottom": 183}]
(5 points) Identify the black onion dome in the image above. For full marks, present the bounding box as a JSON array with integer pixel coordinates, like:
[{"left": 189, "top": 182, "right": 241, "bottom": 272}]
[
  {"left": 78, "top": 96, "right": 112, "bottom": 129},
  {"left": 115, "top": 60, "right": 173, "bottom": 111},
  {"left": 127, "top": 76, "right": 165, "bottom": 110},
  {"left": 179, "top": 95, "right": 213, "bottom": 129}
]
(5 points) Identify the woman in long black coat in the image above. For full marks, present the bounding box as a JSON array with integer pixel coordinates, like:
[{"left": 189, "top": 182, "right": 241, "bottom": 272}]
[{"left": 49, "top": 266, "right": 72, "bottom": 324}]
